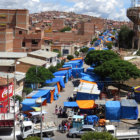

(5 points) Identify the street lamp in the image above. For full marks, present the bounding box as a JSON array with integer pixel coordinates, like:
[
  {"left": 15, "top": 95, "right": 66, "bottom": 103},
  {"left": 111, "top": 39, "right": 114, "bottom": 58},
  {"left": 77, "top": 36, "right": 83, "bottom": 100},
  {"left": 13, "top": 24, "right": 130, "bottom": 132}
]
[{"left": 35, "top": 97, "right": 43, "bottom": 140}]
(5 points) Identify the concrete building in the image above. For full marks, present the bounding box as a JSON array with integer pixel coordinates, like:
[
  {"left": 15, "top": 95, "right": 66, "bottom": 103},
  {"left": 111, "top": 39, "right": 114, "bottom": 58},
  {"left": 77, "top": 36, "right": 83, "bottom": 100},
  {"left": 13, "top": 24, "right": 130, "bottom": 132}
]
[
  {"left": 16, "top": 57, "right": 46, "bottom": 73},
  {"left": 28, "top": 50, "right": 58, "bottom": 68}
]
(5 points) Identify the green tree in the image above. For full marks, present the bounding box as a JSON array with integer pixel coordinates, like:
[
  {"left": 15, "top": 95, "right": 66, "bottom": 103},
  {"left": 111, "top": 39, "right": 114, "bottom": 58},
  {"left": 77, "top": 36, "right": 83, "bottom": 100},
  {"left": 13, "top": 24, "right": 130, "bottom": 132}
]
[
  {"left": 23, "top": 87, "right": 33, "bottom": 95},
  {"left": 75, "top": 51, "right": 79, "bottom": 57},
  {"left": 26, "top": 66, "right": 54, "bottom": 87},
  {"left": 82, "top": 132, "right": 117, "bottom": 140},
  {"left": 80, "top": 47, "right": 89, "bottom": 53},
  {"left": 118, "top": 25, "right": 134, "bottom": 49},
  {"left": 60, "top": 26, "right": 71, "bottom": 32},
  {"left": 94, "top": 59, "right": 140, "bottom": 82},
  {"left": 12, "top": 95, "right": 23, "bottom": 103},
  {"left": 25, "top": 136, "right": 40, "bottom": 140},
  {"left": 48, "top": 65, "right": 58, "bottom": 73},
  {"left": 85, "top": 50, "right": 119, "bottom": 67},
  {"left": 67, "top": 55, "right": 74, "bottom": 60}
]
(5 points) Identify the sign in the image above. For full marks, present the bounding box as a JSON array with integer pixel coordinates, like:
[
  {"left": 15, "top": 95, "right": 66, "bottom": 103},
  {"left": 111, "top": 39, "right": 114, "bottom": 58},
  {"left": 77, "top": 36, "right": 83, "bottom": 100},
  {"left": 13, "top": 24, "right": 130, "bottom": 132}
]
[{"left": 0, "top": 83, "right": 14, "bottom": 101}]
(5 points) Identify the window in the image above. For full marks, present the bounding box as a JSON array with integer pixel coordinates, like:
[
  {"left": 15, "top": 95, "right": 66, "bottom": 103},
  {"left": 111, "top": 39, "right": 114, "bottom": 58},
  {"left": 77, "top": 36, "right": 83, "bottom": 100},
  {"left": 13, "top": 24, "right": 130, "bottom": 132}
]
[
  {"left": 32, "top": 40, "right": 38, "bottom": 45},
  {"left": 63, "top": 49, "right": 69, "bottom": 55},
  {"left": 25, "top": 126, "right": 31, "bottom": 132},
  {"left": 22, "top": 42, "right": 26, "bottom": 47},
  {"left": 46, "top": 49, "right": 49, "bottom": 51},
  {"left": 108, "top": 130, "right": 114, "bottom": 134},
  {"left": 19, "top": 31, "right": 22, "bottom": 34},
  {"left": 50, "top": 58, "right": 52, "bottom": 63}
]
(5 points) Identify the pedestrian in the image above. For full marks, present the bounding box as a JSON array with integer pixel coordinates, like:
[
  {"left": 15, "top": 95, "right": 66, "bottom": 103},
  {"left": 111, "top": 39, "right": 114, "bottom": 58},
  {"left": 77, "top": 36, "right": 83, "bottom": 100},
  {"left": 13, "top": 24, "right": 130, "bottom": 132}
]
[
  {"left": 55, "top": 105, "right": 58, "bottom": 115},
  {"left": 64, "top": 122, "right": 67, "bottom": 133},
  {"left": 58, "top": 124, "right": 62, "bottom": 132},
  {"left": 59, "top": 106, "right": 62, "bottom": 115},
  {"left": 67, "top": 122, "right": 71, "bottom": 131}
]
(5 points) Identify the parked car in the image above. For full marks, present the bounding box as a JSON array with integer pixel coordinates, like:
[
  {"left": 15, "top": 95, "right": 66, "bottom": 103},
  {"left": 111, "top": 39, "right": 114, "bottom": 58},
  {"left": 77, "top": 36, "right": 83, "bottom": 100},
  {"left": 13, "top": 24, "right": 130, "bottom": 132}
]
[{"left": 68, "top": 125, "right": 95, "bottom": 138}]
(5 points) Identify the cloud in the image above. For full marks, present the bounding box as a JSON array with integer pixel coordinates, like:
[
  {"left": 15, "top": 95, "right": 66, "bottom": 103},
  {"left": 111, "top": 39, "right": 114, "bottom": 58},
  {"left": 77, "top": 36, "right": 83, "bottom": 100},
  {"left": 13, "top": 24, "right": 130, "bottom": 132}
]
[{"left": 0, "top": 0, "right": 129, "bottom": 20}]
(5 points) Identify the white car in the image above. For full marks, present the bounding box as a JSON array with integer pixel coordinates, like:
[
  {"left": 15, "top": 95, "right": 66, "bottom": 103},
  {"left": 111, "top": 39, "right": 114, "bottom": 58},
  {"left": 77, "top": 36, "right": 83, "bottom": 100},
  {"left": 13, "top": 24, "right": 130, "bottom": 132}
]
[{"left": 68, "top": 125, "right": 95, "bottom": 138}]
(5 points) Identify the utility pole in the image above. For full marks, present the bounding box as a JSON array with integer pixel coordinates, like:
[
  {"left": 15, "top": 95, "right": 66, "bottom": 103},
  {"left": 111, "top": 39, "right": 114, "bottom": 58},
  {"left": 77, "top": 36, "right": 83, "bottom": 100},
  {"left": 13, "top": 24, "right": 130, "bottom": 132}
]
[{"left": 7, "top": 75, "right": 9, "bottom": 113}]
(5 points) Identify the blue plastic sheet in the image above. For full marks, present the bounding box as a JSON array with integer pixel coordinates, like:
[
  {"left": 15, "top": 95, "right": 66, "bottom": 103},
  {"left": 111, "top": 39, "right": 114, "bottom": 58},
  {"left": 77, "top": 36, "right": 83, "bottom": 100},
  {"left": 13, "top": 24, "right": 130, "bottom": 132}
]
[
  {"left": 32, "top": 89, "right": 51, "bottom": 103},
  {"left": 86, "top": 67, "right": 94, "bottom": 73},
  {"left": 45, "top": 77, "right": 65, "bottom": 88},
  {"left": 121, "top": 99, "right": 138, "bottom": 120},
  {"left": 72, "top": 68, "right": 84, "bottom": 78},
  {"left": 105, "top": 101, "right": 121, "bottom": 121},
  {"left": 76, "top": 92, "right": 99, "bottom": 100},
  {"left": 64, "top": 102, "right": 78, "bottom": 107},
  {"left": 22, "top": 98, "right": 46, "bottom": 111},
  {"left": 54, "top": 85, "right": 58, "bottom": 100},
  {"left": 85, "top": 115, "right": 99, "bottom": 125},
  {"left": 88, "top": 47, "right": 95, "bottom": 52},
  {"left": 65, "top": 60, "right": 83, "bottom": 68},
  {"left": 53, "top": 70, "right": 69, "bottom": 83}
]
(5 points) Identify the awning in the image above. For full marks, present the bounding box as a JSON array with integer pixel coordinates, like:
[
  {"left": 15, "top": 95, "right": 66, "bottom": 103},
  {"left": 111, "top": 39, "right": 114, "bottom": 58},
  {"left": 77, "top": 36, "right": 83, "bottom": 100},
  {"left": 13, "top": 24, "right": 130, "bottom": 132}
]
[
  {"left": 30, "top": 111, "right": 47, "bottom": 116},
  {"left": 64, "top": 102, "right": 78, "bottom": 108},
  {"left": 76, "top": 100, "right": 95, "bottom": 109},
  {"left": 134, "top": 86, "right": 140, "bottom": 93}
]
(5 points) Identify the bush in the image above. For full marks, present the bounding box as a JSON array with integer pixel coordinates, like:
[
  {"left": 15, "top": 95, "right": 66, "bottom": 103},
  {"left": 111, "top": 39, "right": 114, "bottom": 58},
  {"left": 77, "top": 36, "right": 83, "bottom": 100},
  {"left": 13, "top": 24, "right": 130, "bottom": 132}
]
[
  {"left": 105, "top": 42, "right": 113, "bottom": 50},
  {"left": 75, "top": 51, "right": 79, "bottom": 57},
  {"left": 67, "top": 55, "right": 74, "bottom": 60},
  {"left": 25, "top": 136, "right": 40, "bottom": 140},
  {"left": 23, "top": 87, "right": 33, "bottom": 95},
  {"left": 60, "top": 26, "right": 71, "bottom": 32},
  {"left": 82, "top": 132, "right": 117, "bottom": 140},
  {"left": 48, "top": 65, "right": 58, "bottom": 73},
  {"left": 80, "top": 47, "right": 89, "bottom": 53}
]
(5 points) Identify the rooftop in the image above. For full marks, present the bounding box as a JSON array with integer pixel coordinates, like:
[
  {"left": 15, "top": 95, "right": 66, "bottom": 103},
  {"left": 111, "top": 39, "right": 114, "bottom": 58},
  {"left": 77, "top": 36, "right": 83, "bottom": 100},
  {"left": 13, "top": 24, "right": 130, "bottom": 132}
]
[
  {"left": 0, "top": 52, "right": 27, "bottom": 59},
  {"left": 28, "top": 50, "right": 57, "bottom": 59},
  {"left": 0, "top": 60, "right": 15, "bottom": 66},
  {"left": 18, "top": 57, "right": 46, "bottom": 66}
]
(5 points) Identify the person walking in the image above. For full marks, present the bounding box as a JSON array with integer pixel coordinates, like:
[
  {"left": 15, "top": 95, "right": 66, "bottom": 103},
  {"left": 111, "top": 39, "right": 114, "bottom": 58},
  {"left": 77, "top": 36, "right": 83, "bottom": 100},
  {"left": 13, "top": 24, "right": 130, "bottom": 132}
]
[{"left": 55, "top": 105, "right": 58, "bottom": 115}]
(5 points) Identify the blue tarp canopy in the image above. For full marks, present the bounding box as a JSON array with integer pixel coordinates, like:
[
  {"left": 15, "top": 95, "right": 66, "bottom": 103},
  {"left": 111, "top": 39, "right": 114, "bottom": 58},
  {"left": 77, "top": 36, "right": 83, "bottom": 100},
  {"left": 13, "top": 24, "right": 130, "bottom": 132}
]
[
  {"left": 94, "top": 41, "right": 100, "bottom": 47},
  {"left": 53, "top": 70, "right": 69, "bottom": 83},
  {"left": 121, "top": 99, "right": 138, "bottom": 120},
  {"left": 85, "top": 115, "right": 99, "bottom": 125},
  {"left": 72, "top": 68, "right": 84, "bottom": 78},
  {"left": 81, "top": 73, "right": 100, "bottom": 82},
  {"left": 88, "top": 47, "right": 95, "bottom": 52},
  {"left": 32, "top": 89, "right": 51, "bottom": 103},
  {"left": 105, "top": 101, "right": 121, "bottom": 121},
  {"left": 65, "top": 60, "right": 83, "bottom": 68},
  {"left": 63, "top": 64, "right": 72, "bottom": 68},
  {"left": 103, "top": 48, "right": 109, "bottom": 50},
  {"left": 99, "top": 36, "right": 104, "bottom": 40},
  {"left": 22, "top": 98, "right": 46, "bottom": 111},
  {"left": 107, "top": 37, "right": 112, "bottom": 42},
  {"left": 64, "top": 102, "right": 78, "bottom": 108},
  {"left": 86, "top": 67, "right": 94, "bottom": 73},
  {"left": 45, "top": 77, "right": 65, "bottom": 88}
]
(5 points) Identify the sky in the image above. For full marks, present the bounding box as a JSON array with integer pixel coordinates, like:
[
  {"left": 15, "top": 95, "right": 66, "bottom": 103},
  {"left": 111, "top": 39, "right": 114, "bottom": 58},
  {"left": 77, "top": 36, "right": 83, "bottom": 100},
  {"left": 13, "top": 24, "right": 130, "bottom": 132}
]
[{"left": 0, "top": 0, "right": 132, "bottom": 21}]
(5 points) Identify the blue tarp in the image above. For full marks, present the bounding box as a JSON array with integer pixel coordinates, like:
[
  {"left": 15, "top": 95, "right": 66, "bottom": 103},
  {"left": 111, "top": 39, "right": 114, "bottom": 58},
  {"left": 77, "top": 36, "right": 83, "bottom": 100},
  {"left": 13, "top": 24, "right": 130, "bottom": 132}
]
[
  {"left": 121, "top": 99, "right": 138, "bottom": 120},
  {"left": 22, "top": 98, "right": 46, "bottom": 111},
  {"left": 64, "top": 102, "right": 78, "bottom": 107},
  {"left": 63, "top": 64, "right": 72, "bottom": 68},
  {"left": 76, "top": 92, "right": 99, "bottom": 100},
  {"left": 85, "top": 115, "right": 99, "bottom": 125},
  {"left": 86, "top": 67, "right": 94, "bottom": 73},
  {"left": 65, "top": 60, "right": 83, "bottom": 68},
  {"left": 105, "top": 101, "right": 121, "bottom": 121},
  {"left": 103, "top": 48, "right": 109, "bottom": 50},
  {"left": 88, "top": 47, "right": 95, "bottom": 52},
  {"left": 53, "top": 70, "right": 68, "bottom": 83},
  {"left": 99, "top": 36, "right": 104, "bottom": 40},
  {"left": 45, "top": 77, "right": 65, "bottom": 88},
  {"left": 32, "top": 89, "right": 51, "bottom": 103},
  {"left": 54, "top": 84, "right": 58, "bottom": 100},
  {"left": 107, "top": 37, "right": 112, "bottom": 42},
  {"left": 72, "top": 68, "right": 84, "bottom": 78}
]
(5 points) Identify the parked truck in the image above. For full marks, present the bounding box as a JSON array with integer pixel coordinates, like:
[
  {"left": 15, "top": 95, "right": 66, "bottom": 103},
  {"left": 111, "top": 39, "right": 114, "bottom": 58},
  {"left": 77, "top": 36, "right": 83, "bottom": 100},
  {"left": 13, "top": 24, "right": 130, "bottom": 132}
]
[
  {"left": 20, "top": 121, "right": 57, "bottom": 139},
  {"left": 105, "top": 125, "right": 140, "bottom": 140}
]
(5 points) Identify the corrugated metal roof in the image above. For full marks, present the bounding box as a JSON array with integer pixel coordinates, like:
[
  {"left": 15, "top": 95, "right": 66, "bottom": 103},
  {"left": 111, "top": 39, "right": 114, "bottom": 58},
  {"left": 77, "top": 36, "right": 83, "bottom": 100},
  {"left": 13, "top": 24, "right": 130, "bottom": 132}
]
[
  {"left": 75, "top": 82, "right": 100, "bottom": 95},
  {"left": 0, "top": 60, "right": 15, "bottom": 66},
  {"left": 18, "top": 57, "right": 46, "bottom": 66},
  {"left": 0, "top": 52, "right": 27, "bottom": 58},
  {"left": 28, "top": 50, "right": 57, "bottom": 58}
]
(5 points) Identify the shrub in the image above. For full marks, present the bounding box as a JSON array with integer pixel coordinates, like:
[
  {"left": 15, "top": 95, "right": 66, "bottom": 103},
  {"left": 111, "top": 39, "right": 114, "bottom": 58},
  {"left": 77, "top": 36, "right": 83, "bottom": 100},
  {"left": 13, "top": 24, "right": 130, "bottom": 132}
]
[{"left": 67, "top": 55, "right": 74, "bottom": 60}]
